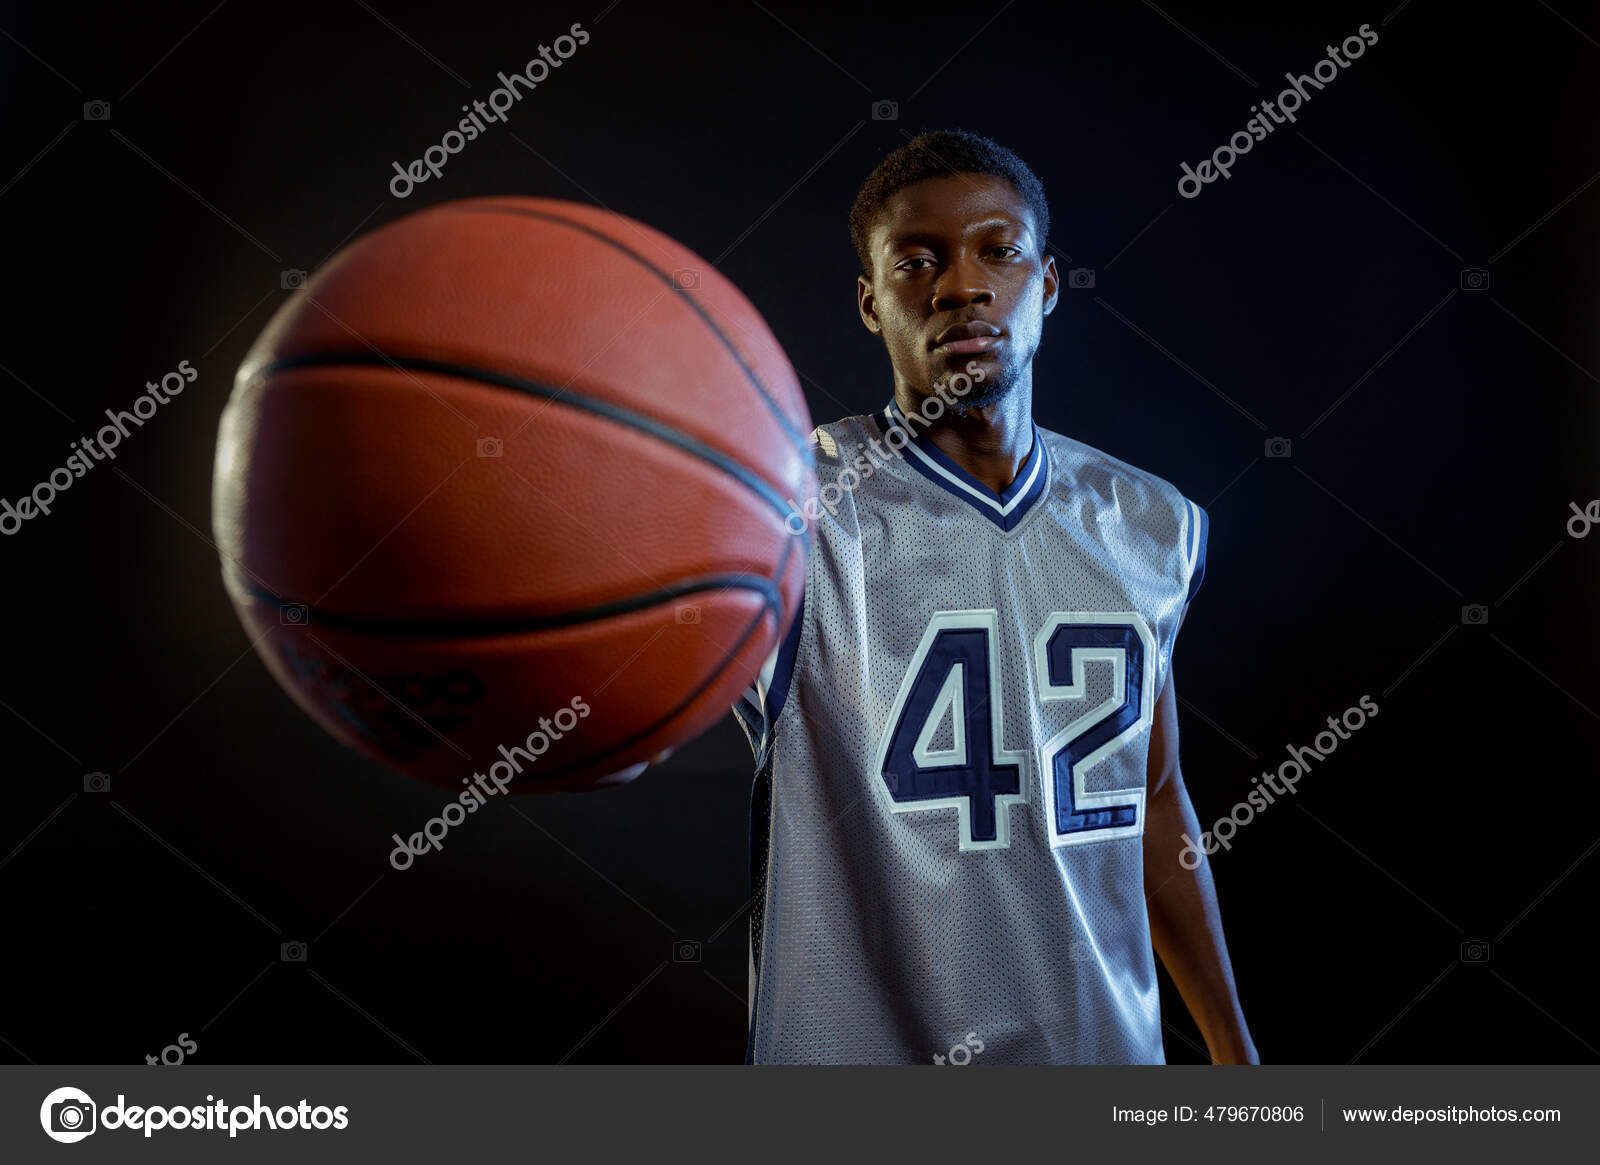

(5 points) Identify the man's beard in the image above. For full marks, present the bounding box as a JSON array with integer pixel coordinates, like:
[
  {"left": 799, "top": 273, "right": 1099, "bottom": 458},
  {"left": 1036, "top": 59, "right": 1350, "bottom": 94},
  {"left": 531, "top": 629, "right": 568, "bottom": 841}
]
[{"left": 933, "top": 360, "right": 1020, "bottom": 414}]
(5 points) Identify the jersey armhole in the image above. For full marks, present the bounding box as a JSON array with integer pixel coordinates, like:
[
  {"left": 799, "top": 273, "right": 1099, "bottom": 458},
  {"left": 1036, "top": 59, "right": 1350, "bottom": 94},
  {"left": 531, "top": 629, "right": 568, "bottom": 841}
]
[
  {"left": 1182, "top": 498, "right": 1209, "bottom": 611},
  {"left": 734, "top": 592, "right": 806, "bottom": 770},
  {"left": 743, "top": 596, "right": 804, "bottom": 1067}
]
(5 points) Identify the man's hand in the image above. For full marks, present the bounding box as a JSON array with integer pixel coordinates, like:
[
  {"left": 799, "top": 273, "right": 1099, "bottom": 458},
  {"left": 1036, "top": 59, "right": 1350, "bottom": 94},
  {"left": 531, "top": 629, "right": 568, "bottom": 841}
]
[{"left": 595, "top": 747, "right": 676, "bottom": 787}]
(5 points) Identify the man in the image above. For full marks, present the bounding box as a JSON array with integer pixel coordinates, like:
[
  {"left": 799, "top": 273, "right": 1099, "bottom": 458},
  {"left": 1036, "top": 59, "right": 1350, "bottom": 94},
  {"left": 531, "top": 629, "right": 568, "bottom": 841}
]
[{"left": 731, "top": 129, "right": 1256, "bottom": 1065}]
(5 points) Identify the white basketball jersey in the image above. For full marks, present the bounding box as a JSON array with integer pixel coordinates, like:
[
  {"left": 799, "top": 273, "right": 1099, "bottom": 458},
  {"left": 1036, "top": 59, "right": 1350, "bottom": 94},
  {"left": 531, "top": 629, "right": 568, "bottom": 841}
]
[{"left": 735, "top": 401, "right": 1207, "bottom": 1065}]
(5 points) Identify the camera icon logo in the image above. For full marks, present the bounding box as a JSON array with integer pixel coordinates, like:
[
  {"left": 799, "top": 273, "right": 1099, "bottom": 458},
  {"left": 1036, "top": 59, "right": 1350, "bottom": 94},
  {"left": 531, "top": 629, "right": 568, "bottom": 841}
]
[
  {"left": 83, "top": 771, "right": 111, "bottom": 793},
  {"left": 40, "top": 1087, "right": 97, "bottom": 1143},
  {"left": 672, "top": 939, "right": 702, "bottom": 963},
  {"left": 280, "top": 269, "right": 308, "bottom": 290},
  {"left": 1265, "top": 437, "right": 1292, "bottom": 459},
  {"left": 675, "top": 604, "right": 701, "bottom": 625},
  {"left": 476, "top": 436, "right": 503, "bottom": 458},
  {"left": 1459, "top": 267, "right": 1489, "bottom": 291},
  {"left": 1460, "top": 939, "right": 1490, "bottom": 963},
  {"left": 1067, "top": 267, "right": 1095, "bottom": 289},
  {"left": 280, "top": 603, "right": 309, "bottom": 626},
  {"left": 281, "top": 941, "right": 308, "bottom": 962},
  {"left": 1461, "top": 604, "right": 1488, "bottom": 626},
  {"left": 871, "top": 99, "right": 899, "bottom": 121},
  {"left": 671, "top": 268, "right": 700, "bottom": 291},
  {"left": 83, "top": 100, "right": 110, "bottom": 122}
]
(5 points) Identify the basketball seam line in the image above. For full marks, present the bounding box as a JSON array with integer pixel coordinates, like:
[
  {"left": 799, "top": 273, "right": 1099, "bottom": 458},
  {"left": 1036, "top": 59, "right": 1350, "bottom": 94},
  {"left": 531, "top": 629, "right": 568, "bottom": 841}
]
[
  {"left": 229, "top": 566, "right": 781, "bottom": 638},
  {"left": 549, "top": 605, "right": 774, "bottom": 776},
  {"left": 455, "top": 201, "right": 815, "bottom": 465},
  {"left": 531, "top": 537, "right": 793, "bottom": 777},
  {"left": 252, "top": 352, "right": 798, "bottom": 521}
]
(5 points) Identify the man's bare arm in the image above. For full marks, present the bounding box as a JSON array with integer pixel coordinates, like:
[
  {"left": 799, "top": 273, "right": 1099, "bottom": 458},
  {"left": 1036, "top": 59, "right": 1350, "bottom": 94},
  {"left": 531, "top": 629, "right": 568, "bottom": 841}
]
[{"left": 1142, "top": 656, "right": 1258, "bottom": 1064}]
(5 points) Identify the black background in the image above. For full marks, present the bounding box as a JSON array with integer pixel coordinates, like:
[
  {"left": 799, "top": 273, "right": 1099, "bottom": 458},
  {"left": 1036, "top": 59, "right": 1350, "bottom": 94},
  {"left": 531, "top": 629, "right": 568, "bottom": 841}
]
[{"left": 1, "top": 0, "right": 1596, "bottom": 1066}]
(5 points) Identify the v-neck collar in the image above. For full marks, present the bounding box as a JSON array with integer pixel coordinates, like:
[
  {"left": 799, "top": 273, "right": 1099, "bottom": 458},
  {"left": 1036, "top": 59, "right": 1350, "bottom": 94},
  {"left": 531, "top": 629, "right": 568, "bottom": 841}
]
[{"left": 878, "top": 400, "right": 1050, "bottom": 532}]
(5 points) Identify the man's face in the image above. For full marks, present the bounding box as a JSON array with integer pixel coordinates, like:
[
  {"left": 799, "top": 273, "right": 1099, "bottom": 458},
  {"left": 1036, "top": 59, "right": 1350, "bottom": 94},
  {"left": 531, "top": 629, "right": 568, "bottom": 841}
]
[{"left": 858, "top": 173, "right": 1057, "bottom": 412}]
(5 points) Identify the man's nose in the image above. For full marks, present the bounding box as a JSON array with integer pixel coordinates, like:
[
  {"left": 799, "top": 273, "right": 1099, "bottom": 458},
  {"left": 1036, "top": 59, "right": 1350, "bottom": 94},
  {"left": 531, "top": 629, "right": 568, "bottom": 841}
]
[{"left": 933, "top": 257, "right": 996, "bottom": 311}]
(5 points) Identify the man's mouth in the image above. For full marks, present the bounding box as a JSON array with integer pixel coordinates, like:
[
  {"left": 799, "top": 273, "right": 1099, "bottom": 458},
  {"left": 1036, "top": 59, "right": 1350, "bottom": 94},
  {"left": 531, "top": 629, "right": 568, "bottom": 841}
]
[
  {"left": 930, "top": 320, "right": 1003, "bottom": 355},
  {"left": 933, "top": 335, "right": 1002, "bottom": 355}
]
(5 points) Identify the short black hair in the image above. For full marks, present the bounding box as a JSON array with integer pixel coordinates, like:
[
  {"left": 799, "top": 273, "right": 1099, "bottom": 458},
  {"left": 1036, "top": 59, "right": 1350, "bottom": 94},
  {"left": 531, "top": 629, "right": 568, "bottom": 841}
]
[{"left": 848, "top": 129, "right": 1050, "bottom": 277}]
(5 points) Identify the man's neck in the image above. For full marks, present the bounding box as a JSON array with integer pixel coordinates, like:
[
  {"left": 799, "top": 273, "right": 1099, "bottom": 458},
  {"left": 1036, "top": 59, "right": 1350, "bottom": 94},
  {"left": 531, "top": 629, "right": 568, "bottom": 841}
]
[{"left": 894, "top": 384, "right": 1035, "bottom": 495}]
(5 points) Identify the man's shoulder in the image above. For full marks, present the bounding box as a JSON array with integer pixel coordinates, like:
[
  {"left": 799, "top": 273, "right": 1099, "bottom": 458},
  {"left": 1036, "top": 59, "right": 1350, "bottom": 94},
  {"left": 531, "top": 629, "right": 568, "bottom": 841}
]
[
  {"left": 1037, "top": 423, "right": 1197, "bottom": 519},
  {"left": 809, "top": 411, "right": 882, "bottom": 468},
  {"left": 1037, "top": 424, "right": 1208, "bottom": 604}
]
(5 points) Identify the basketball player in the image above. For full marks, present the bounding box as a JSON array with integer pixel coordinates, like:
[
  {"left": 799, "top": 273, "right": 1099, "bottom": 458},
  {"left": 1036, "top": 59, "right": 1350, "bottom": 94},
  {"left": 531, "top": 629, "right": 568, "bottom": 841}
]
[{"left": 726, "top": 130, "right": 1258, "bottom": 1065}]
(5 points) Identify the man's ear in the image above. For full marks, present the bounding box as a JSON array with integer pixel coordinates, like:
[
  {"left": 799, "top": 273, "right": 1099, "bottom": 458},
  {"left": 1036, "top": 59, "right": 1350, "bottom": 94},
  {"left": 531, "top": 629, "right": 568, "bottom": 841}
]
[
  {"left": 857, "top": 274, "right": 881, "bottom": 335},
  {"left": 1041, "top": 252, "right": 1060, "bottom": 317}
]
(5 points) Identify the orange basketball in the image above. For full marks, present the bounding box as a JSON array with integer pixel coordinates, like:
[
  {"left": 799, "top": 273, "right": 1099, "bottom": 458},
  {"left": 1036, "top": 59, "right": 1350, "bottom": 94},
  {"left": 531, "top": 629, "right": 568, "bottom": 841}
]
[{"left": 212, "top": 197, "right": 814, "bottom": 793}]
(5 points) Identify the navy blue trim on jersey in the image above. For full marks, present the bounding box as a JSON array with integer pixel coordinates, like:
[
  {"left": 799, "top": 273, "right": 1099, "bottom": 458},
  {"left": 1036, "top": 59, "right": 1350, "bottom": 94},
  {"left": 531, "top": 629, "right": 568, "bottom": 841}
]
[
  {"left": 744, "top": 591, "right": 802, "bottom": 1064},
  {"left": 877, "top": 401, "right": 1049, "bottom": 532},
  {"left": 744, "top": 760, "right": 773, "bottom": 1065},
  {"left": 731, "top": 698, "right": 762, "bottom": 746},
  {"left": 1185, "top": 502, "right": 1209, "bottom": 605},
  {"left": 764, "top": 593, "right": 805, "bottom": 727}
]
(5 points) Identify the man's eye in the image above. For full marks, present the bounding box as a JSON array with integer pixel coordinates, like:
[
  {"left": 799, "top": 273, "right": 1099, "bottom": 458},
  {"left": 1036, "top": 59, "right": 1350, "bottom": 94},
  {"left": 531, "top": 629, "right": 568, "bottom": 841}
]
[
  {"left": 899, "top": 257, "right": 933, "bottom": 271},
  {"left": 992, "top": 245, "right": 1020, "bottom": 259}
]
